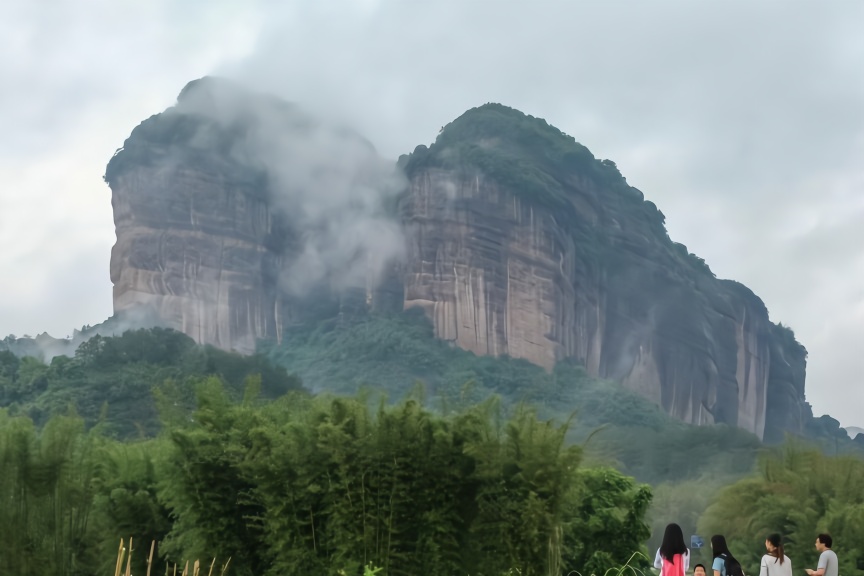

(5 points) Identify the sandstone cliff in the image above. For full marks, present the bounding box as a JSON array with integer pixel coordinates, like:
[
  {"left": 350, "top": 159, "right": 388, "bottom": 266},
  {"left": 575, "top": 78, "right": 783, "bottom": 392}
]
[
  {"left": 105, "top": 81, "right": 810, "bottom": 441},
  {"left": 106, "top": 81, "right": 283, "bottom": 354},
  {"left": 105, "top": 78, "right": 402, "bottom": 354},
  {"left": 398, "top": 104, "right": 809, "bottom": 439}
]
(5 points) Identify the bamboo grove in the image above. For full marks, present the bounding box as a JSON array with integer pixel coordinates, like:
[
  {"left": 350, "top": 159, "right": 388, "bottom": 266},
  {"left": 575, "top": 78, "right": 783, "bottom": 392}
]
[
  {"left": 697, "top": 443, "right": 864, "bottom": 575},
  {"left": 0, "top": 376, "right": 653, "bottom": 576}
]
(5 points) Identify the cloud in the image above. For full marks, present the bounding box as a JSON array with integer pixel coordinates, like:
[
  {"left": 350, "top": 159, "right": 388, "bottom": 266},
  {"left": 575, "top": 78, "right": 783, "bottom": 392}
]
[
  {"left": 169, "top": 78, "right": 407, "bottom": 296},
  {"left": 0, "top": 0, "right": 263, "bottom": 337}
]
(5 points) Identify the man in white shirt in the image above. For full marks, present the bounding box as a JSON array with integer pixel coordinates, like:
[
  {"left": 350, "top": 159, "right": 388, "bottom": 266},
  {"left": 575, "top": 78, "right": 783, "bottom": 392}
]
[{"left": 805, "top": 534, "right": 838, "bottom": 576}]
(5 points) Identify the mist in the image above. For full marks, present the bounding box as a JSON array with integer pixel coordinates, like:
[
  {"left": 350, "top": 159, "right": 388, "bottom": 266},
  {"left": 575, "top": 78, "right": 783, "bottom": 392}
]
[{"left": 175, "top": 77, "right": 408, "bottom": 297}]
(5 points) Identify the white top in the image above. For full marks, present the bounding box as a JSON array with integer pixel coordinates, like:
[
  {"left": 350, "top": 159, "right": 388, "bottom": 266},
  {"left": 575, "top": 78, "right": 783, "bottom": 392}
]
[
  {"left": 759, "top": 554, "right": 792, "bottom": 576},
  {"left": 817, "top": 550, "right": 838, "bottom": 576},
  {"left": 654, "top": 548, "right": 691, "bottom": 575}
]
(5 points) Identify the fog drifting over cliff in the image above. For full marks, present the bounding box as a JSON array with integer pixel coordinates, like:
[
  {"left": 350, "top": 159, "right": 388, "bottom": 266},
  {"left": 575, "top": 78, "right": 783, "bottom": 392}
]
[{"left": 175, "top": 77, "right": 408, "bottom": 296}]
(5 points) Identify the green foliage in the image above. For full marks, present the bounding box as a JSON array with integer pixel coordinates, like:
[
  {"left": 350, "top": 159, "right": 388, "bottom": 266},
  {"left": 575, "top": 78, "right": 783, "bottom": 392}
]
[
  {"left": 773, "top": 323, "right": 803, "bottom": 353},
  {"left": 0, "top": 411, "right": 99, "bottom": 576},
  {"left": 0, "top": 327, "right": 304, "bottom": 437},
  {"left": 698, "top": 443, "right": 864, "bottom": 575},
  {"left": 158, "top": 377, "right": 269, "bottom": 574},
  {"left": 262, "top": 310, "right": 648, "bottom": 425},
  {"left": 260, "top": 308, "right": 786, "bottom": 568},
  {"left": 157, "top": 381, "right": 653, "bottom": 576},
  {"left": 647, "top": 477, "right": 728, "bottom": 567},
  {"left": 398, "top": 103, "right": 730, "bottom": 287},
  {"left": 2, "top": 319, "right": 861, "bottom": 576},
  {"left": 262, "top": 311, "right": 770, "bottom": 485},
  {"left": 564, "top": 468, "right": 653, "bottom": 574},
  {"left": 404, "top": 103, "right": 636, "bottom": 210},
  {"left": 104, "top": 104, "right": 268, "bottom": 194},
  {"left": 593, "top": 422, "right": 763, "bottom": 485},
  {"left": 89, "top": 439, "right": 173, "bottom": 575}
]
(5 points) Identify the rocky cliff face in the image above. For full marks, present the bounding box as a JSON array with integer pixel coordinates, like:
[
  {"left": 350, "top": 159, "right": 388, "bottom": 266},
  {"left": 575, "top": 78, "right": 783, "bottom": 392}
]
[
  {"left": 400, "top": 170, "right": 587, "bottom": 370},
  {"left": 109, "top": 163, "right": 281, "bottom": 354},
  {"left": 764, "top": 323, "right": 811, "bottom": 443},
  {"left": 399, "top": 104, "right": 809, "bottom": 439},
  {"left": 105, "top": 77, "right": 402, "bottom": 354},
  {"left": 106, "top": 80, "right": 285, "bottom": 354},
  {"left": 106, "top": 81, "right": 809, "bottom": 440}
]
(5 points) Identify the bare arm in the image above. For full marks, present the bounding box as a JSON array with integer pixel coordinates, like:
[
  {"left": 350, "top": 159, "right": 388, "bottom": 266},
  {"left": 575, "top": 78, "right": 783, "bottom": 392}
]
[{"left": 807, "top": 554, "right": 828, "bottom": 576}]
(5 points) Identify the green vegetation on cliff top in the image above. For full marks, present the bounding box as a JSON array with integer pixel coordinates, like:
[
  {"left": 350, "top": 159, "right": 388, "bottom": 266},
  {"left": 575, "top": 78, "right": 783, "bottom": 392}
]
[
  {"left": 401, "top": 102, "right": 718, "bottom": 278},
  {"left": 402, "top": 103, "right": 637, "bottom": 205}
]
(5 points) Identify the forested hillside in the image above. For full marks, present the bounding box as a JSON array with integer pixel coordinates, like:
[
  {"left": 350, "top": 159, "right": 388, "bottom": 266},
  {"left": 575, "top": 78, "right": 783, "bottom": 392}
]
[
  {"left": 0, "top": 378, "right": 652, "bottom": 576},
  {"left": 1, "top": 319, "right": 862, "bottom": 575},
  {"left": 0, "top": 327, "right": 303, "bottom": 437}
]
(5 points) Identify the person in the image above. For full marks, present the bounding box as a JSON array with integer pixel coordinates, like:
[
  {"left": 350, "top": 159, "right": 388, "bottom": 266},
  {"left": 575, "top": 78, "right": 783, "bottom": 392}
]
[
  {"left": 759, "top": 533, "right": 792, "bottom": 576},
  {"left": 654, "top": 523, "right": 690, "bottom": 576},
  {"left": 805, "top": 534, "right": 838, "bottom": 576},
  {"left": 694, "top": 564, "right": 707, "bottom": 576},
  {"left": 711, "top": 534, "right": 742, "bottom": 576}
]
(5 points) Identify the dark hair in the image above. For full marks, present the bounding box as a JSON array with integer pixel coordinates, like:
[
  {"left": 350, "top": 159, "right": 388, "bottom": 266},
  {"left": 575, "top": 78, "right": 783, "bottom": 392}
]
[
  {"left": 694, "top": 564, "right": 707, "bottom": 573},
  {"left": 767, "top": 534, "right": 786, "bottom": 565},
  {"left": 817, "top": 534, "right": 833, "bottom": 548},
  {"left": 660, "top": 523, "right": 688, "bottom": 562},
  {"left": 711, "top": 535, "right": 732, "bottom": 559}
]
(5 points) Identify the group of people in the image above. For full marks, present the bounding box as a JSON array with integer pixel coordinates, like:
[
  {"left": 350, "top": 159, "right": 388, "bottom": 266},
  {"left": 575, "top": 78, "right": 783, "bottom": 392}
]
[{"left": 653, "top": 523, "right": 839, "bottom": 576}]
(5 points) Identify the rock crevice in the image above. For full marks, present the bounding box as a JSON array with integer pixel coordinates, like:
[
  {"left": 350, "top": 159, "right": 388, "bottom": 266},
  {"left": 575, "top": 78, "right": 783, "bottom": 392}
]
[{"left": 106, "top": 84, "right": 810, "bottom": 441}]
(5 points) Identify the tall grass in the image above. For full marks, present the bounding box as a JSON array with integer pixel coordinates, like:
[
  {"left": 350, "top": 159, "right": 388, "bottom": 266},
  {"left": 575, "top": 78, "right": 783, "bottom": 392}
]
[
  {"left": 113, "top": 537, "right": 230, "bottom": 576},
  {"left": 108, "top": 539, "right": 646, "bottom": 576},
  {"left": 565, "top": 551, "right": 652, "bottom": 576}
]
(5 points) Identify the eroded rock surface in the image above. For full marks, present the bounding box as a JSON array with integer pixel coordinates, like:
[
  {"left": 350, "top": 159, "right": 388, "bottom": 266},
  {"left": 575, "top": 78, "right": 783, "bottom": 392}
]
[
  {"left": 106, "top": 83, "right": 810, "bottom": 440},
  {"left": 398, "top": 104, "right": 810, "bottom": 439}
]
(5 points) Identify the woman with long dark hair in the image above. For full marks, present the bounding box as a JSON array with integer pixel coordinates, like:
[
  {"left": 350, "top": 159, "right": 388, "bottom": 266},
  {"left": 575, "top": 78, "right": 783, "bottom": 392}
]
[
  {"left": 759, "top": 534, "right": 792, "bottom": 576},
  {"left": 654, "top": 523, "right": 690, "bottom": 576},
  {"left": 711, "top": 534, "right": 743, "bottom": 576}
]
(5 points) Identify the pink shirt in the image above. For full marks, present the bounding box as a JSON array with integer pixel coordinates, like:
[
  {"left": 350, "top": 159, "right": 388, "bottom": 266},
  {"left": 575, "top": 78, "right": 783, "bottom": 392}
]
[{"left": 654, "top": 549, "right": 692, "bottom": 576}]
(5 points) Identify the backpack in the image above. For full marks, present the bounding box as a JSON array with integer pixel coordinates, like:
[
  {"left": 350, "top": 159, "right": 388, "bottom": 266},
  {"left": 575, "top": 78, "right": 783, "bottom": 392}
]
[
  {"left": 661, "top": 554, "right": 685, "bottom": 576},
  {"left": 722, "top": 553, "right": 746, "bottom": 576}
]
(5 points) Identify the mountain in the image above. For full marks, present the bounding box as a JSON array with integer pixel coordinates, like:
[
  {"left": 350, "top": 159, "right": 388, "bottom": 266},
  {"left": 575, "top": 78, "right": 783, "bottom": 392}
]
[
  {"left": 103, "top": 77, "right": 811, "bottom": 441},
  {"left": 104, "top": 77, "right": 403, "bottom": 355}
]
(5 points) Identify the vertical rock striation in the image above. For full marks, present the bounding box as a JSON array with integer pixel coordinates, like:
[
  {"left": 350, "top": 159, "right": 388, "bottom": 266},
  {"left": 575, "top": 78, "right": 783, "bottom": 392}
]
[
  {"left": 398, "top": 104, "right": 809, "bottom": 439},
  {"left": 106, "top": 79, "right": 286, "bottom": 354},
  {"left": 106, "top": 82, "right": 810, "bottom": 441},
  {"left": 106, "top": 77, "right": 402, "bottom": 355},
  {"left": 109, "top": 161, "right": 281, "bottom": 354}
]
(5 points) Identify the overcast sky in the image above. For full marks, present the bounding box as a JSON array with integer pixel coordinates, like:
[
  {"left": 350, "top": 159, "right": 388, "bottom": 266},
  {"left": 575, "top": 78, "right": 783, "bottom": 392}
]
[{"left": 1, "top": 0, "right": 862, "bottom": 426}]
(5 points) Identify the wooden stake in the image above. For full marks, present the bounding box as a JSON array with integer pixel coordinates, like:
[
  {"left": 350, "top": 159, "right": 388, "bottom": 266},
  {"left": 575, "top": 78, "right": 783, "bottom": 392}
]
[
  {"left": 125, "top": 537, "right": 133, "bottom": 576},
  {"left": 114, "top": 539, "right": 125, "bottom": 576},
  {"left": 146, "top": 540, "right": 155, "bottom": 576}
]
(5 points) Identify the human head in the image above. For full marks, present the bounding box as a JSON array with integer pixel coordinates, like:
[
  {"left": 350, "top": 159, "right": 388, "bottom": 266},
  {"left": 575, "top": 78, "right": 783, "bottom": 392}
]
[
  {"left": 660, "top": 523, "right": 687, "bottom": 562},
  {"left": 694, "top": 564, "right": 707, "bottom": 576},
  {"left": 711, "top": 535, "right": 731, "bottom": 558},
  {"left": 816, "top": 534, "right": 833, "bottom": 551},
  {"left": 765, "top": 534, "right": 785, "bottom": 563}
]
